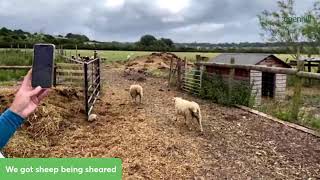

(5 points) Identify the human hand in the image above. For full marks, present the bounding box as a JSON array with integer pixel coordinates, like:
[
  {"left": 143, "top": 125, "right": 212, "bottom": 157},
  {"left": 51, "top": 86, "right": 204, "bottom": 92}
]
[{"left": 9, "top": 69, "right": 50, "bottom": 118}]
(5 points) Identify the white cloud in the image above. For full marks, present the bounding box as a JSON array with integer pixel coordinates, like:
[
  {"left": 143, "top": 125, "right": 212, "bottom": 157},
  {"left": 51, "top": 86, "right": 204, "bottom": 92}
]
[
  {"left": 156, "top": 0, "right": 190, "bottom": 14},
  {"left": 104, "top": 0, "right": 125, "bottom": 9},
  {"left": 0, "top": 0, "right": 315, "bottom": 43},
  {"left": 162, "top": 16, "right": 185, "bottom": 23},
  {"left": 171, "top": 23, "right": 225, "bottom": 33}
]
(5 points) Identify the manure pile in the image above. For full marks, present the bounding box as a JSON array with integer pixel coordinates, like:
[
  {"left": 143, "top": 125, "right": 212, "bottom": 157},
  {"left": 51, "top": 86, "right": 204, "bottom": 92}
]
[{"left": 123, "top": 52, "right": 185, "bottom": 81}]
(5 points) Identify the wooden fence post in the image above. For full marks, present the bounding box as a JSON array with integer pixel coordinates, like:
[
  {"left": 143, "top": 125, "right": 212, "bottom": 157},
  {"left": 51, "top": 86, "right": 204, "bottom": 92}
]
[
  {"left": 75, "top": 44, "right": 78, "bottom": 58},
  {"left": 53, "top": 66, "right": 57, "bottom": 86},
  {"left": 290, "top": 48, "right": 304, "bottom": 120},
  {"left": 228, "top": 57, "right": 235, "bottom": 104},
  {"left": 168, "top": 59, "right": 173, "bottom": 87},
  {"left": 200, "top": 65, "right": 204, "bottom": 90},
  {"left": 307, "top": 54, "right": 312, "bottom": 86},
  {"left": 24, "top": 44, "right": 27, "bottom": 57},
  {"left": 177, "top": 59, "right": 182, "bottom": 90}
]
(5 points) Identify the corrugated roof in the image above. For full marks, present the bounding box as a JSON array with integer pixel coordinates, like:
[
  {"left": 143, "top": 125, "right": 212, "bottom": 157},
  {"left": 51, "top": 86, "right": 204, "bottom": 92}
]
[{"left": 209, "top": 53, "right": 277, "bottom": 65}]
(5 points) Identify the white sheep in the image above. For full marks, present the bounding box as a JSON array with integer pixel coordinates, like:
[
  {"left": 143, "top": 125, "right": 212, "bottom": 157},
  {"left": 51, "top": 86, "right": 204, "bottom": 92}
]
[
  {"left": 173, "top": 97, "right": 203, "bottom": 132},
  {"left": 129, "top": 85, "right": 143, "bottom": 103}
]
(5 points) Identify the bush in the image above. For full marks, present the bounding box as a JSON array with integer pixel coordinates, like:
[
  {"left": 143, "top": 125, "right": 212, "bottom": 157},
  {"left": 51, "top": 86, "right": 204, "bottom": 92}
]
[{"left": 199, "top": 73, "right": 254, "bottom": 106}]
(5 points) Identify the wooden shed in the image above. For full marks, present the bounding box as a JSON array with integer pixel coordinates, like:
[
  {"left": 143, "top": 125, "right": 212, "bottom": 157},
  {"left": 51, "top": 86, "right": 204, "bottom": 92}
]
[{"left": 206, "top": 53, "right": 291, "bottom": 104}]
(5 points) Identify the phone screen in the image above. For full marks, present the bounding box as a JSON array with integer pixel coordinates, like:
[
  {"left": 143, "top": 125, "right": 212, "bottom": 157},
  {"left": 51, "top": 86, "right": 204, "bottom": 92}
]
[{"left": 32, "top": 44, "right": 55, "bottom": 88}]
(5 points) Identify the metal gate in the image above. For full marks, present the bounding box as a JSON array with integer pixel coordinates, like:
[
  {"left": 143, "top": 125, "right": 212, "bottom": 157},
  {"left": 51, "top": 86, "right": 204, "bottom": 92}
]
[
  {"left": 83, "top": 58, "right": 101, "bottom": 118},
  {"left": 54, "top": 53, "right": 101, "bottom": 120},
  {"left": 181, "top": 68, "right": 203, "bottom": 95}
]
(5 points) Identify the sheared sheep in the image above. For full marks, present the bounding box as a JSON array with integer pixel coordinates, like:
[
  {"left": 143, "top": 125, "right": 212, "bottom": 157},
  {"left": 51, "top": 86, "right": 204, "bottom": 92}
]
[
  {"left": 173, "top": 97, "right": 203, "bottom": 132},
  {"left": 129, "top": 85, "right": 143, "bottom": 103}
]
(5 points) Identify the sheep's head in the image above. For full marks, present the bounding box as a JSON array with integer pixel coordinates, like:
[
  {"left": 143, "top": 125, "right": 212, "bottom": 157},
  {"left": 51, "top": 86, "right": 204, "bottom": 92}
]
[{"left": 173, "top": 97, "right": 182, "bottom": 103}]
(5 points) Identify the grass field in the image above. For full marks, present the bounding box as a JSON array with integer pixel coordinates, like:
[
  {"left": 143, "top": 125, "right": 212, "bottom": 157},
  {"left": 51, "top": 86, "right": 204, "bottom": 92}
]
[
  {"left": 64, "top": 49, "right": 221, "bottom": 62},
  {"left": 0, "top": 48, "right": 317, "bottom": 81},
  {"left": 0, "top": 48, "right": 302, "bottom": 62},
  {"left": 64, "top": 49, "right": 303, "bottom": 62}
]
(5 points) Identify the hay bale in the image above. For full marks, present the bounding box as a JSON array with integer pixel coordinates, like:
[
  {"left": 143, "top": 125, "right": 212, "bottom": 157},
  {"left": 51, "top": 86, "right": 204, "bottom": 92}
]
[{"left": 26, "top": 103, "right": 64, "bottom": 138}]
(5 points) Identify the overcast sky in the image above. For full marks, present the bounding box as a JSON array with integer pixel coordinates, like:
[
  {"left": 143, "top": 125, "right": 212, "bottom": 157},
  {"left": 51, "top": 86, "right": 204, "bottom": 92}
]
[{"left": 0, "top": 0, "right": 315, "bottom": 43}]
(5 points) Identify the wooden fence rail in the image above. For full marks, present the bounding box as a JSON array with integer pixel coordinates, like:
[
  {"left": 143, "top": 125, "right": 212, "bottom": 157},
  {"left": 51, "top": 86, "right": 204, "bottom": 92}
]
[
  {"left": 0, "top": 66, "right": 31, "bottom": 70},
  {"left": 195, "top": 62, "right": 320, "bottom": 80}
]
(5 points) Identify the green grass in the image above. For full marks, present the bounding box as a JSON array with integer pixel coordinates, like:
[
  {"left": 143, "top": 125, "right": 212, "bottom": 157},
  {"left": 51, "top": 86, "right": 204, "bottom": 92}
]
[
  {"left": 257, "top": 89, "right": 320, "bottom": 131},
  {"left": 0, "top": 50, "right": 32, "bottom": 82},
  {"left": 0, "top": 49, "right": 33, "bottom": 66},
  {"left": 0, "top": 69, "right": 28, "bottom": 81}
]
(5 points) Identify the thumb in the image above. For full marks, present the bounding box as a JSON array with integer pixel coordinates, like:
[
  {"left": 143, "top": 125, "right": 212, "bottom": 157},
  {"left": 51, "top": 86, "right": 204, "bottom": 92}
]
[{"left": 29, "top": 86, "right": 42, "bottom": 97}]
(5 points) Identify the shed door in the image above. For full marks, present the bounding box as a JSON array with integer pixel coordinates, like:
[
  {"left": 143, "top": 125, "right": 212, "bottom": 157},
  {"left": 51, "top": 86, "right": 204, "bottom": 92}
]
[{"left": 262, "top": 72, "right": 275, "bottom": 98}]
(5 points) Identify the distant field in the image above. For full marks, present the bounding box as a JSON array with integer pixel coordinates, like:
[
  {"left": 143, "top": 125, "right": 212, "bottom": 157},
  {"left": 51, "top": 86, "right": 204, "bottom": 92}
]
[
  {"left": 0, "top": 48, "right": 316, "bottom": 63},
  {"left": 0, "top": 48, "right": 302, "bottom": 63},
  {"left": 64, "top": 49, "right": 220, "bottom": 62},
  {"left": 63, "top": 50, "right": 302, "bottom": 62}
]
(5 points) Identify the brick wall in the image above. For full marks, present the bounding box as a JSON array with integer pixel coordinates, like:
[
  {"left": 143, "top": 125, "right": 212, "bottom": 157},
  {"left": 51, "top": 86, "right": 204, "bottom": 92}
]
[{"left": 250, "top": 70, "right": 262, "bottom": 106}]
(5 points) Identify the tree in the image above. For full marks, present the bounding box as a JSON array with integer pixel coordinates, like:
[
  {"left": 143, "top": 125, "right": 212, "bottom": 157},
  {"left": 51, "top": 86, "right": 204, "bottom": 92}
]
[
  {"left": 258, "top": 0, "right": 304, "bottom": 58},
  {"left": 65, "top": 33, "right": 89, "bottom": 42},
  {"left": 139, "top": 35, "right": 157, "bottom": 46},
  {"left": 0, "top": 27, "right": 11, "bottom": 36},
  {"left": 160, "top": 38, "right": 174, "bottom": 47},
  {"left": 302, "top": 1, "right": 320, "bottom": 44}
]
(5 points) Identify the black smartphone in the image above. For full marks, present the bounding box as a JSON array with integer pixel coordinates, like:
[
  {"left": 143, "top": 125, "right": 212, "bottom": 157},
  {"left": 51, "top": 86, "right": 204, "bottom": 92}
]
[{"left": 32, "top": 44, "right": 55, "bottom": 88}]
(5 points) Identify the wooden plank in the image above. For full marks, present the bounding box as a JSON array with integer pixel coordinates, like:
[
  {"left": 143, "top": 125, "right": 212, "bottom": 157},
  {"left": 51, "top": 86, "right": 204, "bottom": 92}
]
[
  {"left": 196, "top": 62, "right": 297, "bottom": 75},
  {"left": 56, "top": 81, "right": 83, "bottom": 86},
  {"left": 236, "top": 105, "right": 320, "bottom": 138},
  {"left": 56, "top": 69, "right": 84, "bottom": 74},
  {"left": 0, "top": 66, "right": 31, "bottom": 69},
  {"left": 56, "top": 63, "right": 83, "bottom": 69},
  {"left": 62, "top": 56, "right": 84, "bottom": 64},
  {"left": 57, "top": 76, "right": 83, "bottom": 81},
  {"left": 196, "top": 61, "right": 320, "bottom": 80},
  {"left": 297, "top": 71, "right": 320, "bottom": 80}
]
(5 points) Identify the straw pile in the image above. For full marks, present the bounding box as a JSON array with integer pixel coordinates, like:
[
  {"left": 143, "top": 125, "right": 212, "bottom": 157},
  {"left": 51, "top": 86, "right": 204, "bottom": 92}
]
[{"left": 0, "top": 87, "right": 85, "bottom": 157}]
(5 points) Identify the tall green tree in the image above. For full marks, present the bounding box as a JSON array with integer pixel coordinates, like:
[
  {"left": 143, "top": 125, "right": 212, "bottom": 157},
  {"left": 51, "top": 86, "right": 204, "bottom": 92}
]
[
  {"left": 139, "top": 35, "right": 157, "bottom": 46},
  {"left": 160, "top": 38, "right": 174, "bottom": 47},
  {"left": 303, "top": 1, "right": 320, "bottom": 44},
  {"left": 258, "top": 0, "right": 304, "bottom": 58}
]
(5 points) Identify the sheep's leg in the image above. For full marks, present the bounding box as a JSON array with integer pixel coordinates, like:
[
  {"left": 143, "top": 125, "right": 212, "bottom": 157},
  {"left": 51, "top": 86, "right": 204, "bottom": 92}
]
[
  {"left": 184, "top": 114, "right": 192, "bottom": 130},
  {"left": 199, "top": 120, "right": 203, "bottom": 132}
]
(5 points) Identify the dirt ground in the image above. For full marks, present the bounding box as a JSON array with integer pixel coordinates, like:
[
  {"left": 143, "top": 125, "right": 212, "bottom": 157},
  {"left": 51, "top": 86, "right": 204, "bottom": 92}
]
[{"left": 2, "top": 65, "right": 320, "bottom": 179}]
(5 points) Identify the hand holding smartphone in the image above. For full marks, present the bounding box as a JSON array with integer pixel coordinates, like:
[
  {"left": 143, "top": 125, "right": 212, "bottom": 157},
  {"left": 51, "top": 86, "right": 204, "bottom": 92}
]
[{"left": 32, "top": 44, "right": 55, "bottom": 88}]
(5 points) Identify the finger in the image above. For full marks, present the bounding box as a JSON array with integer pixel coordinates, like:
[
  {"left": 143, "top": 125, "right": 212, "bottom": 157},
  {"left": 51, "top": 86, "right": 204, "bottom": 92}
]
[
  {"left": 37, "top": 89, "right": 50, "bottom": 101},
  {"left": 21, "top": 69, "right": 32, "bottom": 88},
  {"left": 29, "top": 86, "right": 42, "bottom": 97}
]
